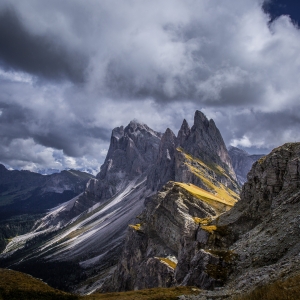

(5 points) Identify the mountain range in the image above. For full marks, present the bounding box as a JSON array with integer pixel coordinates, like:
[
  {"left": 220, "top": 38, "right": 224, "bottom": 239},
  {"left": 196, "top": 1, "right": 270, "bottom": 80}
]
[
  {"left": 0, "top": 167, "right": 94, "bottom": 252},
  {"left": 1, "top": 110, "right": 298, "bottom": 299}
]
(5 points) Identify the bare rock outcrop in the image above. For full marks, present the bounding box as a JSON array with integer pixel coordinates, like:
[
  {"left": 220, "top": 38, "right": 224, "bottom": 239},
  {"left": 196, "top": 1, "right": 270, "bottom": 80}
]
[
  {"left": 93, "top": 120, "right": 162, "bottom": 200},
  {"left": 107, "top": 182, "right": 222, "bottom": 291}
]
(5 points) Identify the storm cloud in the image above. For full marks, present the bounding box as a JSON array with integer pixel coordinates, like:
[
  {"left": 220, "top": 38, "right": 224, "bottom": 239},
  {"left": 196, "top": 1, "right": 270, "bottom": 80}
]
[
  {"left": 0, "top": 0, "right": 300, "bottom": 173},
  {"left": 0, "top": 8, "right": 88, "bottom": 83}
]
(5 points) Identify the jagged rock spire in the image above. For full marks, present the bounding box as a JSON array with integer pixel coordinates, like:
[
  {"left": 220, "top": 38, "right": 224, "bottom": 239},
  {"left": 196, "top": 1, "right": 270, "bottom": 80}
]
[
  {"left": 180, "top": 110, "right": 236, "bottom": 179},
  {"left": 177, "top": 119, "right": 190, "bottom": 147}
]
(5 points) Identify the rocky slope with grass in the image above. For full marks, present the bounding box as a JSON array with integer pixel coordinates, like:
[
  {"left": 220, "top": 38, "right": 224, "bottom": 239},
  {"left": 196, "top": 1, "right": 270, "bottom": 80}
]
[
  {"left": 176, "top": 142, "right": 300, "bottom": 299},
  {"left": 0, "top": 111, "right": 240, "bottom": 294},
  {"left": 105, "top": 140, "right": 300, "bottom": 298},
  {"left": 104, "top": 111, "right": 240, "bottom": 292}
]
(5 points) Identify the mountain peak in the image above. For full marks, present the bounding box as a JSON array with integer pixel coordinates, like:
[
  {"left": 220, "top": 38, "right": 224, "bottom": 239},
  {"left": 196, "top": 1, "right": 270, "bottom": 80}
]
[
  {"left": 177, "top": 119, "right": 190, "bottom": 147},
  {"left": 194, "top": 110, "right": 209, "bottom": 127}
]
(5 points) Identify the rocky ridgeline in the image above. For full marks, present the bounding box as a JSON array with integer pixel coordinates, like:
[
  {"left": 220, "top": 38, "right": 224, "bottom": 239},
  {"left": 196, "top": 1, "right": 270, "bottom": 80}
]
[
  {"left": 187, "top": 143, "right": 300, "bottom": 299},
  {"left": 35, "top": 120, "right": 162, "bottom": 230},
  {"left": 87, "top": 121, "right": 162, "bottom": 199}
]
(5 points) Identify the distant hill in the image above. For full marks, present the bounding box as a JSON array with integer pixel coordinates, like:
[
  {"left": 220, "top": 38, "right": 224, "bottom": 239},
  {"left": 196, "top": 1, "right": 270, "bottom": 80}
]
[
  {"left": 0, "top": 165, "right": 94, "bottom": 252},
  {"left": 0, "top": 268, "right": 77, "bottom": 300},
  {"left": 228, "top": 146, "right": 264, "bottom": 185}
]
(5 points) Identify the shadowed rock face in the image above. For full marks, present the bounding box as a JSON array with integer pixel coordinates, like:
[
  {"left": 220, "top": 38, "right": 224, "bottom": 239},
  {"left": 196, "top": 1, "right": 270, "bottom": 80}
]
[
  {"left": 106, "top": 182, "right": 219, "bottom": 292},
  {"left": 146, "top": 128, "right": 177, "bottom": 191},
  {"left": 93, "top": 121, "right": 162, "bottom": 200},
  {"left": 228, "top": 146, "right": 264, "bottom": 186},
  {"left": 180, "top": 143, "right": 300, "bottom": 298}
]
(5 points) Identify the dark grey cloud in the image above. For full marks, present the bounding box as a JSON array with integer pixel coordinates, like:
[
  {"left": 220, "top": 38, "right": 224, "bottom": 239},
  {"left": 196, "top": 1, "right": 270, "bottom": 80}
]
[
  {"left": 0, "top": 101, "right": 110, "bottom": 158},
  {"left": 0, "top": 8, "right": 88, "bottom": 83}
]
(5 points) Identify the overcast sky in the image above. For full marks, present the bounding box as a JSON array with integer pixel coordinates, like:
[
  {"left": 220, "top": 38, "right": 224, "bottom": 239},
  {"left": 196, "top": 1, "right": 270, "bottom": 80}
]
[{"left": 0, "top": 0, "right": 300, "bottom": 174}]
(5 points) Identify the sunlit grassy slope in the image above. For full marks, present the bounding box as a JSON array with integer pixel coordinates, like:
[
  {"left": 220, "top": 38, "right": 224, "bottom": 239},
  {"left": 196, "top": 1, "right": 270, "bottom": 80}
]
[
  {"left": 175, "top": 181, "right": 236, "bottom": 214},
  {"left": 176, "top": 148, "right": 239, "bottom": 213}
]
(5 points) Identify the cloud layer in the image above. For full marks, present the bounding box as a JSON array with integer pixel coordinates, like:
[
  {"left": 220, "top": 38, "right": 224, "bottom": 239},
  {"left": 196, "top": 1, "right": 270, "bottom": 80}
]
[{"left": 0, "top": 0, "right": 300, "bottom": 173}]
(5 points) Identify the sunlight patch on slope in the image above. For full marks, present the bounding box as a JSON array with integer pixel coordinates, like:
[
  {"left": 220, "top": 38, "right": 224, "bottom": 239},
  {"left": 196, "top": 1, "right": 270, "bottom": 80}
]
[
  {"left": 176, "top": 148, "right": 239, "bottom": 205},
  {"left": 175, "top": 182, "right": 234, "bottom": 213}
]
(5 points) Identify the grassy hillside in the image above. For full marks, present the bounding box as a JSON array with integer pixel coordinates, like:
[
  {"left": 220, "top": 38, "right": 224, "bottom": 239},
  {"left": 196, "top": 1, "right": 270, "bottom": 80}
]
[
  {"left": 0, "top": 268, "right": 200, "bottom": 300},
  {"left": 2, "top": 267, "right": 300, "bottom": 300},
  {"left": 0, "top": 268, "right": 78, "bottom": 300}
]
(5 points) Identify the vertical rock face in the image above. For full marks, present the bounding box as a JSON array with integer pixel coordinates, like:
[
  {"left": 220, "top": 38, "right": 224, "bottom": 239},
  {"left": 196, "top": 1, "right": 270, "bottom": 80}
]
[
  {"left": 36, "top": 120, "right": 162, "bottom": 229},
  {"left": 180, "top": 111, "right": 235, "bottom": 179},
  {"left": 220, "top": 143, "right": 300, "bottom": 234},
  {"left": 177, "top": 142, "right": 300, "bottom": 296},
  {"left": 147, "top": 128, "right": 177, "bottom": 191},
  {"left": 92, "top": 121, "right": 162, "bottom": 200},
  {"left": 107, "top": 182, "right": 220, "bottom": 292},
  {"left": 228, "top": 146, "right": 264, "bottom": 186},
  {"left": 177, "top": 119, "right": 190, "bottom": 147}
]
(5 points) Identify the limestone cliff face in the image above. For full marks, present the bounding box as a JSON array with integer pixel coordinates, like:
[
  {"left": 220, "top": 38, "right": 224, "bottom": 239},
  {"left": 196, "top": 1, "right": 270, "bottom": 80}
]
[
  {"left": 107, "top": 182, "right": 220, "bottom": 291},
  {"left": 228, "top": 146, "right": 264, "bottom": 186},
  {"left": 178, "top": 111, "right": 235, "bottom": 179},
  {"left": 147, "top": 128, "right": 177, "bottom": 191},
  {"left": 1, "top": 120, "right": 163, "bottom": 294},
  {"left": 105, "top": 111, "right": 241, "bottom": 292},
  {"left": 34, "top": 120, "right": 162, "bottom": 230},
  {"left": 89, "top": 120, "right": 162, "bottom": 200}
]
